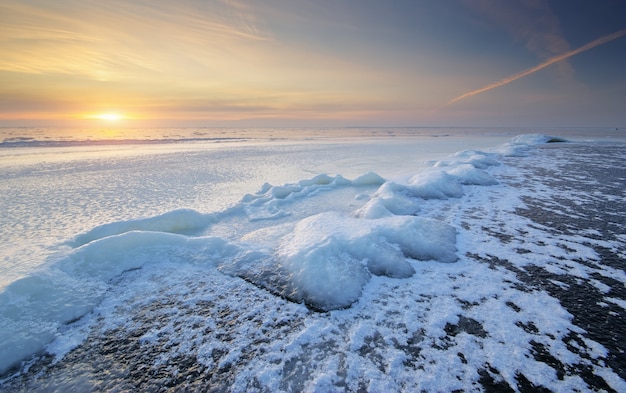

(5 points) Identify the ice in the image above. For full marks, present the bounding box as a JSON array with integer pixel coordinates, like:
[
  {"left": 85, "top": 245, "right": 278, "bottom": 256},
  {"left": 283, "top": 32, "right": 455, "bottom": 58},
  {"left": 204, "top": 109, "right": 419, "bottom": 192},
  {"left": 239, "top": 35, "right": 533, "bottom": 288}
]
[
  {"left": 510, "top": 133, "right": 569, "bottom": 145},
  {"left": 240, "top": 174, "right": 353, "bottom": 222},
  {"left": 495, "top": 133, "right": 570, "bottom": 156},
  {"left": 354, "top": 181, "right": 421, "bottom": 217},
  {"left": 407, "top": 170, "right": 464, "bottom": 199},
  {"left": 0, "top": 229, "right": 241, "bottom": 375},
  {"left": 0, "top": 162, "right": 458, "bottom": 372},
  {"left": 0, "top": 133, "right": 561, "bottom": 374},
  {"left": 70, "top": 208, "right": 213, "bottom": 247},
  {"left": 434, "top": 149, "right": 501, "bottom": 169},
  {"left": 1, "top": 130, "right": 625, "bottom": 390},
  {"left": 446, "top": 164, "right": 499, "bottom": 185},
  {"left": 274, "top": 212, "right": 456, "bottom": 309}
]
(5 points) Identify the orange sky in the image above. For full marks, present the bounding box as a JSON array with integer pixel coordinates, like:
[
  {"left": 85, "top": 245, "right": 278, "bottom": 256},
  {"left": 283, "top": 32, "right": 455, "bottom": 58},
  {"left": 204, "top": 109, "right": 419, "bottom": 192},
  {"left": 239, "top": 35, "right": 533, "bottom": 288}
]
[{"left": 1, "top": 0, "right": 625, "bottom": 127}]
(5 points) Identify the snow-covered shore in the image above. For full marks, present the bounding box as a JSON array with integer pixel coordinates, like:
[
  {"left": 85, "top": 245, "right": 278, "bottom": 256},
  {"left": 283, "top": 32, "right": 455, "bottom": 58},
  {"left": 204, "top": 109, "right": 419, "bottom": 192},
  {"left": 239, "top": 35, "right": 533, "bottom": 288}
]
[{"left": 1, "top": 129, "right": 625, "bottom": 391}]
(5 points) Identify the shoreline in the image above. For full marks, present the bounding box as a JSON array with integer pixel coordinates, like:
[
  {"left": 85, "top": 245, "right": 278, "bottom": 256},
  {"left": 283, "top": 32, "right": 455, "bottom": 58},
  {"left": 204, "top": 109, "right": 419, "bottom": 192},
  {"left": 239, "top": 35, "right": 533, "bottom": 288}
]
[{"left": 1, "top": 140, "right": 624, "bottom": 391}]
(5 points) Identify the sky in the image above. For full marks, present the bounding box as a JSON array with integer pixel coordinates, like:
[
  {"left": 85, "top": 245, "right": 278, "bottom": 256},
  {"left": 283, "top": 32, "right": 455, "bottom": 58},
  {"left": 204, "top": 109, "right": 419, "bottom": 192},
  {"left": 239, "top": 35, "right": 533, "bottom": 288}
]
[{"left": 1, "top": 0, "right": 625, "bottom": 128}]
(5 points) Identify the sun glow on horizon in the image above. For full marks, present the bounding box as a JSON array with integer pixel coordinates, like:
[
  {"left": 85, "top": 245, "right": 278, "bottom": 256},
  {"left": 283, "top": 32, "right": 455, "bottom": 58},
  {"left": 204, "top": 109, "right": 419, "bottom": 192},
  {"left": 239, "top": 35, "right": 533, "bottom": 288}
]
[
  {"left": 77, "top": 112, "right": 128, "bottom": 123},
  {"left": 94, "top": 113, "right": 123, "bottom": 121}
]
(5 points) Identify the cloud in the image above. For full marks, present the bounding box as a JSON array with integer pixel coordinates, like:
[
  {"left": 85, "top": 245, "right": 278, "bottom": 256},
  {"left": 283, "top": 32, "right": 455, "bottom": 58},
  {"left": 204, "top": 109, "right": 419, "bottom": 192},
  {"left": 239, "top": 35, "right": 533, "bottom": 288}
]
[
  {"left": 443, "top": 28, "right": 626, "bottom": 107},
  {"left": 0, "top": 0, "right": 271, "bottom": 78}
]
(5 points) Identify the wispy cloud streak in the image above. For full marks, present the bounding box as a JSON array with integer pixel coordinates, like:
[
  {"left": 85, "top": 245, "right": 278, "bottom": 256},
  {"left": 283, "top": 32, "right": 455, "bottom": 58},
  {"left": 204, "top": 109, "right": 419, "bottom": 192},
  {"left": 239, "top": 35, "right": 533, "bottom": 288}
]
[{"left": 443, "top": 28, "right": 626, "bottom": 107}]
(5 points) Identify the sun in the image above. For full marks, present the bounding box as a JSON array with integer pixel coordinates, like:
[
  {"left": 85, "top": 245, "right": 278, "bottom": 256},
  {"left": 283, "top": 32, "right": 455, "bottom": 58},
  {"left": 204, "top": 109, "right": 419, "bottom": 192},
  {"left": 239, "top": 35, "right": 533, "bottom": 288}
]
[
  {"left": 77, "top": 111, "right": 135, "bottom": 126},
  {"left": 95, "top": 112, "right": 123, "bottom": 121}
]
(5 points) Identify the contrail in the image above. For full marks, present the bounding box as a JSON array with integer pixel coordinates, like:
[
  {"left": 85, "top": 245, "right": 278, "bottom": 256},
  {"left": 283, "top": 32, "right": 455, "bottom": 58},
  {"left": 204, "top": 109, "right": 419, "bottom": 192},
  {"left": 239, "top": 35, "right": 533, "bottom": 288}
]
[{"left": 443, "top": 28, "right": 626, "bottom": 107}]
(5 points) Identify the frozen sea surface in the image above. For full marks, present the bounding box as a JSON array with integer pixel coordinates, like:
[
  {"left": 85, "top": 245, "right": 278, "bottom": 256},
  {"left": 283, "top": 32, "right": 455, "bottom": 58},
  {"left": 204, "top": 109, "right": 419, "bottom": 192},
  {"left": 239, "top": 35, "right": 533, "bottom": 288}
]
[{"left": 0, "top": 128, "right": 625, "bottom": 392}]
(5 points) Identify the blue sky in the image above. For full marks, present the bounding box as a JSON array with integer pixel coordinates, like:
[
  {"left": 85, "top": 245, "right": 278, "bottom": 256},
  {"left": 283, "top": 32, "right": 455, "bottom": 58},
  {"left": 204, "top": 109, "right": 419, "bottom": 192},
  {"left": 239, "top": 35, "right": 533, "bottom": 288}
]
[{"left": 0, "top": 0, "right": 625, "bottom": 127}]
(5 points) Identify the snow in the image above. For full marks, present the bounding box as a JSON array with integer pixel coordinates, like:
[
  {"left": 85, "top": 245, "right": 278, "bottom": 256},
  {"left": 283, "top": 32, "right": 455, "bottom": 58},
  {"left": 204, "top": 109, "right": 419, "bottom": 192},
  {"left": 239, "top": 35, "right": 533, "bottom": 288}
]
[{"left": 0, "top": 128, "right": 625, "bottom": 391}]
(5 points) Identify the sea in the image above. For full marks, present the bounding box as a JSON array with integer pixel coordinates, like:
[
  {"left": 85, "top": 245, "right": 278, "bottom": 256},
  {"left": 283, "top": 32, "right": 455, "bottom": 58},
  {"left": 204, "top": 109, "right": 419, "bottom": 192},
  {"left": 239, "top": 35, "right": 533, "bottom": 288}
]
[{"left": 0, "top": 127, "right": 624, "bottom": 392}]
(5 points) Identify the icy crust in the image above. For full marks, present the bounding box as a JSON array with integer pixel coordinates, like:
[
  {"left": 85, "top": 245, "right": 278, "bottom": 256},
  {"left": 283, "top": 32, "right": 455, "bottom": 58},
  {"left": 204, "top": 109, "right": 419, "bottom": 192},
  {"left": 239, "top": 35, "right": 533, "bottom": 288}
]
[
  {"left": 0, "top": 134, "right": 566, "bottom": 376},
  {"left": 69, "top": 209, "right": 214, "bottom": 247}
]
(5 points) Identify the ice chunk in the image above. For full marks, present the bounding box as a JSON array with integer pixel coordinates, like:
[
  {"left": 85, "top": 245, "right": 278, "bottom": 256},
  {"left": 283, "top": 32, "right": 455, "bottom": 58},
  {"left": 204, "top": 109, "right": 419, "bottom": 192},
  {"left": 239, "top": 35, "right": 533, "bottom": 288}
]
[
  {"left": 71, "top": 209, "right": 212, "bottom": 247},
  {"left": 446, "top": 164, "right": 499, "bottom": 185},
  {"left": 240, "top": 174, "right": 354, "bottom": 221},
  {"left": 275, "top": 212, "right": 456, "bottom": 310},
  {"left": 434, "top": 150, "right": 500, "bottom": 170},
  {"left": 351, "top": 171, "right": 386, "bottom": 186},
  {"left": 453, "top": 150, "right": 500, "bottom": 169},
  {"left": 408, "top": 170, "right": 464, "bottom": 199},
  {"left": 354, "top": 182, "right": 420, "bottom": 218},
  {"left": 281, "top": 235, "right": 371, "bottom": 310},
  {"left": 354, "top": 198, "right": 396, "bottom": 219},
  {"left": 298, "top": 173, "right": 342, "bottom": 187}
]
